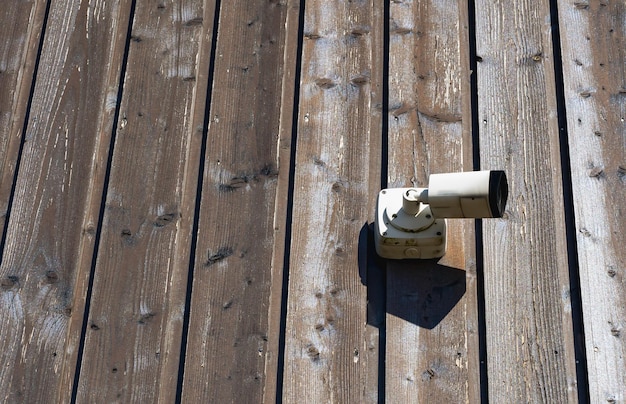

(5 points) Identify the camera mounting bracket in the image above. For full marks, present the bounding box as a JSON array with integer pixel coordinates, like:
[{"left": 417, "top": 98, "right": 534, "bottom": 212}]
[{"left": 375, "top": 187, "right": 447, "bottom": 259}]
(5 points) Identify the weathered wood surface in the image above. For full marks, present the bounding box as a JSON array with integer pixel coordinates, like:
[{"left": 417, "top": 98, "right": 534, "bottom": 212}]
[
  {"left": 281, "top": 0, "right": 382, "bottom": 401},
  {"left": 181, "top": 0, "right": 289, "bottom": 402},
  {"left": 0, "top": 0, "right": 46, "bottom": 234},
  {"left": 557, "top": 0, "right": 626, "bottom": 402},
  {"left": 385, "top": 0, "right": 478, "bottom": 402},
  {"left": 75, "top": 0, "right": 208, "bottom": 401},
  {"left": 263, "top": 1, "right": 305, "bottom": 402},
  {"left": 0, "top": 1, "right": 133, "bottom": 402},
  {"left": 475, "top": 0, "right": 578, "bottom": 401},
  {"left": 1, "top": 0, "right": 625, "bottom": 402}
]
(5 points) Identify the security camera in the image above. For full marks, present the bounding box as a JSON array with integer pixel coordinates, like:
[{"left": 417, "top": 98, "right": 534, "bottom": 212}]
[{"left": 375, "top": 170, "right": 508, "bottom": 259}]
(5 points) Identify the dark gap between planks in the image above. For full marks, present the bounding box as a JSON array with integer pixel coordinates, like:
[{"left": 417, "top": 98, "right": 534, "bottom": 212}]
[
  {"left": 377, "top": 0, "right": 391, "bottom": 400},
  {"left": 467, "top": 0, "right": 489, "bottom": 401},
  {"left": 275, "top": 0, "right": 307, "bottom": 402},
  {"left": 0, "top": 0, "right": 52, "bottom": 264},
  {"left": 70, "top": 0, "right": 138, "bottom": 402},
  {"left": 548, "top": 0, "right": 590, "bottom": 401},
  {"left": 175, "top": 0, "right": 223, "bottom": 402}
]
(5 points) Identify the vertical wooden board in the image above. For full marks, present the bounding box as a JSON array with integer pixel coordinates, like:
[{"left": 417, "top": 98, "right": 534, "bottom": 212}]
[
  {"left": 0, "top": 1, "right": 133, "bottom": 402},
  {"left": 262, "top": 1, "right": 304, "bottom": 402},
  {"left": 475, "top": 0, "right": 578, "bottom": 401},
  {"left": 180, "top": 0, "right": 289, "bottom": 402},
  {"left": 75, "top": 0, "right": 210, "bottom": 402},
  {"left": 557, "top": 0, "right": 626, "bottom": 401},
  {"left": 0, "top": 0, "right": 47, "bottom": 235},
  {"left": 385, "top": 0, "right": 477, "bottom": 402},
  {"left": 457, "top": 3, "right": 483, "bottom": 397},
  {"left": 364, "top": 0, "right": 384, "bottom": 402},
  {"left": 282, "top": 0, "right": 380, "bottom": 402}
]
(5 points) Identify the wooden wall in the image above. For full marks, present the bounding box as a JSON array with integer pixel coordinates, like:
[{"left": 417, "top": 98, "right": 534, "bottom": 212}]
[{"left": 0, "top": 0, "right": 623, "bottom": 402}]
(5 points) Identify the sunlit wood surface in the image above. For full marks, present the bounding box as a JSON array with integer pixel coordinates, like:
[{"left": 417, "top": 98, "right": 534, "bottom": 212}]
[{"left": 0, "top": 0, "right": 623, "bottom": 402}]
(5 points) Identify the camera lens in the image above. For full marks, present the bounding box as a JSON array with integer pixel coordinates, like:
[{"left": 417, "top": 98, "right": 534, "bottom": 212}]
[{"left": 489, "top": 170, "right": 508, "bottom": 218}]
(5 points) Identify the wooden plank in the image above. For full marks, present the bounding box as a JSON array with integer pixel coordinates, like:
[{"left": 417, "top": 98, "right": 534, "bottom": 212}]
[
  {"left": 74, "top": 0, "right": 213, "bottom": 401},
  {"left": 384, "top": 0, "right": 477, "bottom": 402},
  {"left": 557, "top": 0, "right": 626, "bottom": 401},
  {"left": 180, "top": 0, "right": 291, "bottom": 402},
  {"left": 0, "top": 0, "right": 47, "bottom": 237},
  {"left": 364, "top": 1, "right": 385, "bottom": 402},
  {"left": 0, "top": 1, "right": 133, "bottom": 402},
  {"left": 262, "top": 0, "right": 306, "bottom": 402},
  {"left": 474, "top": 0, "right": 579, "bottom": 401},
  {"left": 282, "top": 0, "right": 382, "bottom": 401}
]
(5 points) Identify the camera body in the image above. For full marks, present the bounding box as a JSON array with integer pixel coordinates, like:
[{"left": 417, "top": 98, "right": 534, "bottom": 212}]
[{"left": 374, "top": 170, "right": 508, "bottom": 259}]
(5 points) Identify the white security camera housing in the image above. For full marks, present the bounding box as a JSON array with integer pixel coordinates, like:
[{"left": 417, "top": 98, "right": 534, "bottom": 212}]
[{"left": 375, "top": 170, "right": 508, "bottom": 259}]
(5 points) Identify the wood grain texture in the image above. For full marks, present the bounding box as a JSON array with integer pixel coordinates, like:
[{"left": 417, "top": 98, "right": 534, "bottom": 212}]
[
  {"left": 363, "top": 0, "right": 384, "bottom": 402},
  {"left": 0, "top": 0, "right": 46, "bottom": 236},
  {"left": 282, "top": 0, "right": 381, "bottom": 402},
  {"left": 385, "top": 0, "right": 476, "bottom": 401},
  {"left": 557, "top": 0, "right": 626, "bottom": 401},
  {"left": 3, "top": 0, "right": 626, "bottom": 401},
  {"left": 263, "top": 0, "right": 306, "bottom": 402},
  {"left": 475, "top": 0, "right": 578, "bottom": 401},
  {"left": 0, "top": 1, "right": 133, "bottom": 402},
  {"left": 74, "top": 0, "right": 210, "bottom": 401},
  {"left": 180, "top": 0, "right": 289, "bottom": 402}
]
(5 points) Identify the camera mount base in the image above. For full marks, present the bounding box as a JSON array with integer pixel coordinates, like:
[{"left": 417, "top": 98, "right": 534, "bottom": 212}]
[{"left": 375, "top": 188, "right": 447, "bottom": 259}]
